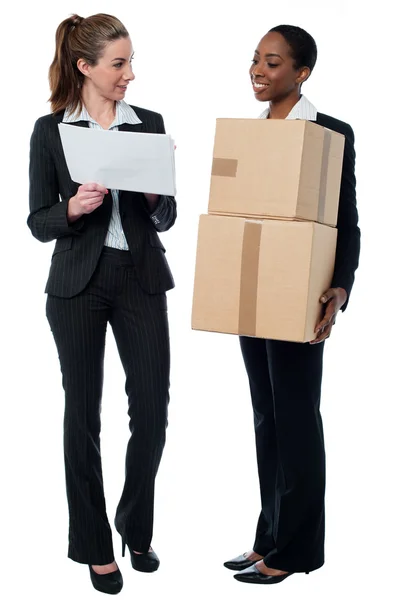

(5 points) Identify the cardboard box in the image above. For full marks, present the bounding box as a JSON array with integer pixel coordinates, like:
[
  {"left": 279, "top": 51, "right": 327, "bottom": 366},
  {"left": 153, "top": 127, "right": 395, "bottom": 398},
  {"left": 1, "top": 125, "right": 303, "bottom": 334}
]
[
  {"left": 191, "top": 214, "right": 337, "bottom": 343},
  {"left": 208, "top": 119, "right": 345, "bottom": 227}
]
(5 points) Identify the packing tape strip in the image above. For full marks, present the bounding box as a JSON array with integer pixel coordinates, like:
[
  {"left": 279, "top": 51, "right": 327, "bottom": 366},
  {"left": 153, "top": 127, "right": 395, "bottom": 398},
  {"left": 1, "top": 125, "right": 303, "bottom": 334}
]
[
  {"left": 211, "top": 157, "right": 238, "bottom": 177},
  {"left": 317, "top": 129, "right": 332, "bottom": 223},
  {"left": 238, "top": 221, "right": 262, "bottom": 336}
]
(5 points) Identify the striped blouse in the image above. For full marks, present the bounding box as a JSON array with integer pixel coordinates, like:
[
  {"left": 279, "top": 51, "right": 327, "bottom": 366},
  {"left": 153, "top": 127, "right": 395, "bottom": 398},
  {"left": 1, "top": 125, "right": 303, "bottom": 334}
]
[{"left": 258, "top": 94, "right": 317, "bottom": 120}]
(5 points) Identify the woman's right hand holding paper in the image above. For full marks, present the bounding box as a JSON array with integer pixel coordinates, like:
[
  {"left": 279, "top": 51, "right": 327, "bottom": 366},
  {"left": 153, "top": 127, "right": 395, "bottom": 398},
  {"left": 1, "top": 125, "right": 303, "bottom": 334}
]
[{"left": 67, "top": 183, "right": 108, "bottom": 222}]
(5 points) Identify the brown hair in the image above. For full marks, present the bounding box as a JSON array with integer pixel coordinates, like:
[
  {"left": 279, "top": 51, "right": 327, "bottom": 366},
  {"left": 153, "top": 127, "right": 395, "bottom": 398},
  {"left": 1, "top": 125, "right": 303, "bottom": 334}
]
[{"left": 48, "top": 13, "right": 129, "bottom": 115}]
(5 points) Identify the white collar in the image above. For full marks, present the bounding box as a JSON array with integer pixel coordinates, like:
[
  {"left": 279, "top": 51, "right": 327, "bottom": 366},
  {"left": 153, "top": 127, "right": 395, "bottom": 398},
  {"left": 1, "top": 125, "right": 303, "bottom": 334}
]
[
  {"left": 258, "top": 95, "right": 317, "bottom": 121},
  {"left": 63, "top": 100, "right": 142, "bottom": 126}
]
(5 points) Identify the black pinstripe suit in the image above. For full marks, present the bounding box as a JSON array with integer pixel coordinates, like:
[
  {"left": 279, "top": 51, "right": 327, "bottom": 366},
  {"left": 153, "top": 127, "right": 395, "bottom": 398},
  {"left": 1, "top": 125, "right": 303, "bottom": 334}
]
[{"left": 28, "top": 105, "right": 176, "bottom": 565}]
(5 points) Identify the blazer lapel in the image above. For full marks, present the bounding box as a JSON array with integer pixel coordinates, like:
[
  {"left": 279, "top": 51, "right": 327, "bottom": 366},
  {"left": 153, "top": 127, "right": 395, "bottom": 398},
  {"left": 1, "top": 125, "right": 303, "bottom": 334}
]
[
  {"left": 69, "top": 121, "right": 90, "bottom": 128},
  {"left": 118, "top": 122, "right": 143, "bottom": 133}
]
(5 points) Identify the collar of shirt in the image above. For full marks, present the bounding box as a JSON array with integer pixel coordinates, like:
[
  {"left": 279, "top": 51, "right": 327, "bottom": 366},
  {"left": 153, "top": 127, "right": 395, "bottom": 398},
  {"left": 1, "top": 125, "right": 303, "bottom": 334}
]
[
  {"left": 258, "top": 94, "right": 317, "bottom": 121},
  {"left": 62, "top": 99, "right": 142, "bottom": 127}
]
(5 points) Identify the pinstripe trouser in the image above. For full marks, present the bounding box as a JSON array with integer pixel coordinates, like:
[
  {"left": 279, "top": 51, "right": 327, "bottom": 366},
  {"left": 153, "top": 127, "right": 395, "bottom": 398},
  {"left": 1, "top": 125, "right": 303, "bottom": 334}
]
[{"left": 46, "top": 247, "right": 170, "bottom": 565}]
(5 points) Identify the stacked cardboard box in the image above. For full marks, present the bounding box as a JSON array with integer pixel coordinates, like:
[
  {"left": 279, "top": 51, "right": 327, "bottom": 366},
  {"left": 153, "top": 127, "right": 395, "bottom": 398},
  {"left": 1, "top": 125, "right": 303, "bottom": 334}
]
[{"left": 191, "top": 119, "right": 345, "bottom": 343}]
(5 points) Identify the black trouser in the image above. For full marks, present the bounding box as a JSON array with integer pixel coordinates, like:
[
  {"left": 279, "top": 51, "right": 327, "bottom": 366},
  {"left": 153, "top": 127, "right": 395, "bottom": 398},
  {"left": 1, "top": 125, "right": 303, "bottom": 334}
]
[
  {"left": 239, "top": 336, "right": 325, "bottom": 573},
  {"left": 46, "top": 247, "right": 170, "bottom": 565}
]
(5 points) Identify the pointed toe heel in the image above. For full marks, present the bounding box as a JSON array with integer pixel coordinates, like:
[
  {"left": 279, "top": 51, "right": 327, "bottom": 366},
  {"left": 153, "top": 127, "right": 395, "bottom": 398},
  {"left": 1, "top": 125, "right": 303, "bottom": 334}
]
[
  {"left": 223, "top": 553, "right": 260, "bottom": 571},
  {"left": 233, "top": 565, "right": 293, "bottom": 585}
]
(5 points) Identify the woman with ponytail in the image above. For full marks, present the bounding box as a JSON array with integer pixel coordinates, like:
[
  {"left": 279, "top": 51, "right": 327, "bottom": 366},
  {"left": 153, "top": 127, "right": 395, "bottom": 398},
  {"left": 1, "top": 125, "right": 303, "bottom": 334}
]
[{"left": 28, "top": 13, "right": 176, "bottom": 595}]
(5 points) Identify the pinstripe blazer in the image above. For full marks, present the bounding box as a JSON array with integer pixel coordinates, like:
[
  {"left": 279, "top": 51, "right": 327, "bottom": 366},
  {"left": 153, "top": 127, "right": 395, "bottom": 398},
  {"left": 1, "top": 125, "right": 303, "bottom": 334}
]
[{"left": 28, "top": 105, "right": 177, "bottom": 298}]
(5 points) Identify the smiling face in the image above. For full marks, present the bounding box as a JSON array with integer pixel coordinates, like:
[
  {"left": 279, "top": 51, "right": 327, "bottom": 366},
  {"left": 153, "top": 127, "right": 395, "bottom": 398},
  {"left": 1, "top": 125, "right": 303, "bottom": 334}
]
[
  {"left": 77, "top": 36, "right": 135, "bottom": 101},
  {"left": 249, "top": 31, "right": 310, "bottom": 103}
]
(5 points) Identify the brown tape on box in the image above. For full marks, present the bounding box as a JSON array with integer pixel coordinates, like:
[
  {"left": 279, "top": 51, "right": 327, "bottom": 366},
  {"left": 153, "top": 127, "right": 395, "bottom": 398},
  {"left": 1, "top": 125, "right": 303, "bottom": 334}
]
[
  {"left": 211, "top": 157, "right": 238, "bottom": 177},
  {"left": 317, "top": 129, "right": 332, "bottom": 223},
  {"left": 238, "top": 221, "right": 262, "bottom": 336}
]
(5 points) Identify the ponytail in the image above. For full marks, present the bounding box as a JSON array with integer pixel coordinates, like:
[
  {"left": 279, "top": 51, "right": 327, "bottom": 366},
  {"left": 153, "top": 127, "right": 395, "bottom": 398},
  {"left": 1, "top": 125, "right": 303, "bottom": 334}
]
[{"left": 48, "top": 15, "right": 85, "bottom": 115}]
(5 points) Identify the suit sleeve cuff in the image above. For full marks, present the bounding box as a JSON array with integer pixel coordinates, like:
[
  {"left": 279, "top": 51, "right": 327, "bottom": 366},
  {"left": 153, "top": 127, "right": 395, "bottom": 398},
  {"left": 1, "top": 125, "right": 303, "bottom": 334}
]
[{"left": 149, "top": 195, "right": 167, "bottom": 226}]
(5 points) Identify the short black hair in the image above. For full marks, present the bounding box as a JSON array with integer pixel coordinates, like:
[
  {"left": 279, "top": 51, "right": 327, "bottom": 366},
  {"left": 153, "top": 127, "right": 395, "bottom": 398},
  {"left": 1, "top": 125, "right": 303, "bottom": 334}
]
[{"left": 269, "top": 25, "right": 317, "bottom": 72}]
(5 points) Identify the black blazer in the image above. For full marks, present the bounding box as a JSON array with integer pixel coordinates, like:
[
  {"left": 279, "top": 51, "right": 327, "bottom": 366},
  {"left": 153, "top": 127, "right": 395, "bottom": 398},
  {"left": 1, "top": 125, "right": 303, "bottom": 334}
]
[
  {"left": 28, "top": 105, "right": 177, "bottom": 297},
  {"left": 313, "top": 113, "right": 360, "bottom": 311}
]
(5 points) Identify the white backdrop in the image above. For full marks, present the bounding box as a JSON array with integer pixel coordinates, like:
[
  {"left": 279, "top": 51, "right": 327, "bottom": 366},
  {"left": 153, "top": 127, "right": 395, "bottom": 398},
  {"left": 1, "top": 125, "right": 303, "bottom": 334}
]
[{"left": 1, "top": 1, "right": 398, "bottom": 598}]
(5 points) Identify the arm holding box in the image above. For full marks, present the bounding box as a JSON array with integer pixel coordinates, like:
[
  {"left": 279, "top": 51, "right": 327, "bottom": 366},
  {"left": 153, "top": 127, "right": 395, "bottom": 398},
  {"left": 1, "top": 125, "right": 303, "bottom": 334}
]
[
  {"left": 311, "top": 114, "right": 361, "bottom": 343},
  {"left": 329, "top": 121, "right": 360, "bottom": 310}
]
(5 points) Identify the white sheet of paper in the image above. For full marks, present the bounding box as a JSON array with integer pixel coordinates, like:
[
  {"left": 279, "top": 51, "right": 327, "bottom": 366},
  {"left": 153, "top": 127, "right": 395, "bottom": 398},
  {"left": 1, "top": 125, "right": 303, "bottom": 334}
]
[{"left": 58, "top": 123, "right": 176, "bottom": 196}]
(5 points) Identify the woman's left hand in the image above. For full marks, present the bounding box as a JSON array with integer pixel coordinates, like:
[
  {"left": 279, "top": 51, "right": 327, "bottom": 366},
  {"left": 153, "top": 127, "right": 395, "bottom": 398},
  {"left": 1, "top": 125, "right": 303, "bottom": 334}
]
[{"left": 310, "top": 287, "right": 348, "bottom": 345}]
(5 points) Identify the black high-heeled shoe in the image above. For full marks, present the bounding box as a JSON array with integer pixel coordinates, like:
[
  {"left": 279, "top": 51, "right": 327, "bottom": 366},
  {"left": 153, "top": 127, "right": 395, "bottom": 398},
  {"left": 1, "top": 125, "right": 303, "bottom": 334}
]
[
  {"left": 233, "top": 564, "right": 309, "bottom": 585},
  {"left": 88, "top": 565, "right": 123, "bottom": 595},
  {"left": 122, "top": 540, "right": 160, "bottom": 573},
  {"left": 223, "top": 553, "right": 260, "bottom": 571}
]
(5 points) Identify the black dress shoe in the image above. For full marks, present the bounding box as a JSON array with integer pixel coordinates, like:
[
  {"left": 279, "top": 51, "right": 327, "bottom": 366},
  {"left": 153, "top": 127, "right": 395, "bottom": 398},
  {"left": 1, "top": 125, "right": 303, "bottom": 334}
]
[
  {"left": 88, "top": 565, "right": 123, "bottom": 595},
  {"left": 122, "top": 541, "right": 160, "bottom": 573},
  {"left": 234, "top": 564, "right": 308, "bottom": 584},
  {"left": 223, "top": 554, "right": 259, "bottom": 571}
]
